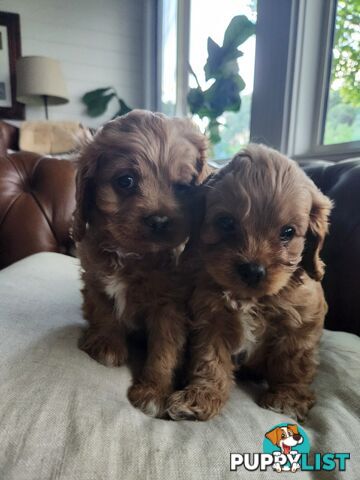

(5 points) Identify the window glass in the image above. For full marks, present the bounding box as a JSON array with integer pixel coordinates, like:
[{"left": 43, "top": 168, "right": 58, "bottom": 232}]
[
  {"left": 323, "top": 0, "right": 360, "bottom": 145},
  {"left": 189, "top": 0, "right": 257, "bottom": 161},
  {"left": 161, "top": 0, "right": 178, "bottom": 116}
]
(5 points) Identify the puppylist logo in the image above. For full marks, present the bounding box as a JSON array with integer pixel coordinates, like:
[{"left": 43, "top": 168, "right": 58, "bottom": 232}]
[{"left": 230, "top": 423, "right": 350, "bottom": 473}]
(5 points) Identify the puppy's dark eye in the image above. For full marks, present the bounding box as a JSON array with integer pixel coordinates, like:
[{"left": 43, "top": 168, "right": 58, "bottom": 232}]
[
  {"left": 216, "top": 215, "right": 236, "bottom": 233},
  {"left": 173, "top": 183, "right": 192, "bottom": 195},
  {"left": 280, "top": 225, "right": 296, "bottom": 242},
  {"left": 115, "top": 175, "right": 135, "bottom": 189}
]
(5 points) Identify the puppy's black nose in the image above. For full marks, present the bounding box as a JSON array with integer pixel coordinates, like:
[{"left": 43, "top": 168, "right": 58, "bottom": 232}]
[
  {"left": 144, "top": 215, "right": 170, "bottom": 232},
  {"left": 237, "top": 262, "right": 266, "bottom": 286},
  {"left": 293, "top": 434, "right": 302, "bottom": 441}
]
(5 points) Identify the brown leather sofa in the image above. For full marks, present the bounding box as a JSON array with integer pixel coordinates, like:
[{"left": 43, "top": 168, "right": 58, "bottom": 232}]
[
  {"left": 0, "top": 121, "right": 359, "bottom": 335},
  {"left": 0, "top": 121, "right": 76, "bottom": 269}
]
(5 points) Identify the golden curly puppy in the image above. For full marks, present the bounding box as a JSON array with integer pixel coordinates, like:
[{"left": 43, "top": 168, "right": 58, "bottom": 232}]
[
  {"left": 167, "top": 144, "right": 332, "bottom": 421},
  {"left": 73, "top": 110, "right": 208, "bottom": 417}
]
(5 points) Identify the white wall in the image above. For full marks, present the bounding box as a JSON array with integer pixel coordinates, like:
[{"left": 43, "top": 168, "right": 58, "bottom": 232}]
[{"left": 0, "top": 0, "right": 145, "bottom": 127}]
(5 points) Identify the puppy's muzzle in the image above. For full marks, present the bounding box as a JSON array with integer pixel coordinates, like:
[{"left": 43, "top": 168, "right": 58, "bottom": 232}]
[
  {"left": 237, "top": 262, "right": 266, "bottom": 287},
  {"left": 144, "top": 215, "right": 170, "bottom": 233}
]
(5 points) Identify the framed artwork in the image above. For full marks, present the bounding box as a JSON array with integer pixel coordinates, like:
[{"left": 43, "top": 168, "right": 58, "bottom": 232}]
[{"left": 0, "top": 12, "right": 24, "bottom": 119}]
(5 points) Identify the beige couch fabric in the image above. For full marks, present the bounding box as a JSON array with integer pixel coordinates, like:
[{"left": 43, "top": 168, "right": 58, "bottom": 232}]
[
  {"left": 0, "top": 253, "right": 359, "bottom": 480},
  {"left": 19, "top": 121, "right": 88, "bottom": 155}
]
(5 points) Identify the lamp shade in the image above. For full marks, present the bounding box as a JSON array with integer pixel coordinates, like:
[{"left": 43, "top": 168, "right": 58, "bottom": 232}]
[{"left": 16, "top": 56, "right": 69, "bottom": 106}]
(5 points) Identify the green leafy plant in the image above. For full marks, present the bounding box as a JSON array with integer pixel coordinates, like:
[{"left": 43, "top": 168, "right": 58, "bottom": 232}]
[
  {"left": 81, "top": 87, "right": 132, "bottom": 119},
  {"left": 187, "top": 15, "right": 255, "bottom": 144},
  {"left": 331, "top": 0, "right": 360, "bottom": 107}
]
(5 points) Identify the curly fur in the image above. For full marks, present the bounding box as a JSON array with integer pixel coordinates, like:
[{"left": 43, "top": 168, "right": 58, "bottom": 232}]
[
  {"left": 167, "top": 144, "right": 332, "bottom": 422},
  {"left": 73, "top": 110, "right": 209, "bottom": 418}
]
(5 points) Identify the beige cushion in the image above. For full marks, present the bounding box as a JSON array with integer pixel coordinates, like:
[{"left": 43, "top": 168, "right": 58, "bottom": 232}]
[
  {"left": 19, "top": 121, "right": 88, "bottom": 154},
  {"left": 0, "top": 253, "right": 359, "bottom": 479}
]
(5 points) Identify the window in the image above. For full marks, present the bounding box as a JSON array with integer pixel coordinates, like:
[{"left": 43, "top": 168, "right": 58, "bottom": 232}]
[
  {"left": 159, "top": 0, "right": 178, "bottom": 116},
  {"left": 152, "top": 0, "right": 360, "bottom": 162},
  {"left": 323, "top": 0, "right": 360, "bottom": 145},
  {"left": 155, "top": 0, "right": 257, "bottom": 162},
  {"left": 188, "top": 0, "right": 257, "bottom": 161},
  {"left": 282, "top": 0, "right": 360, "bottom": 160}
]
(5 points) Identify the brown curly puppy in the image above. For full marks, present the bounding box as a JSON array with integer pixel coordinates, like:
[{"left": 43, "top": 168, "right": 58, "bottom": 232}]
[
  {"left": 167, "top": 144, "right": 332, "bottom": 422},
  {"left": 73, "top": 110, "right": 208, "bottom": 417}
]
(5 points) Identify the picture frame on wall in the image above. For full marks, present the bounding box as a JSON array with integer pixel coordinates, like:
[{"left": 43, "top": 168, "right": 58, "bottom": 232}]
[{"left": 0, "top": 11, "right": 24, "bottom": 120}]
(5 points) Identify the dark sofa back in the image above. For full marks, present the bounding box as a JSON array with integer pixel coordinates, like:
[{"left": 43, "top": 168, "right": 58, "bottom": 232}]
[{"left": 302, "top": 159, "right": 360, "bottom": 335}]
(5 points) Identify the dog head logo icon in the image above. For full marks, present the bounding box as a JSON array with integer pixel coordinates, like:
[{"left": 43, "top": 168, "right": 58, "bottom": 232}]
[{"left": 264, "top": 423, "right": 309, "bottom": 473}]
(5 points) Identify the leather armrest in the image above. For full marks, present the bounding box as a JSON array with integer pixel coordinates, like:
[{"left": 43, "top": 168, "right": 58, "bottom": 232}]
[
  {"left": 0, "top": 152, "right": 76, "bottom": 269},
  {"left": 0, "top": 121, "right": 19, "bottom": 155}
]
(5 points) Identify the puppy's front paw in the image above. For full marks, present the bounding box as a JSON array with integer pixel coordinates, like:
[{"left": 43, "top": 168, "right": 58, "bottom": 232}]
[
  {"left": 79, "top": 331, "right": 128, "bottom": 367},
  {"left": 167, "top": 385, "right": 225, "bottom": 421},
  {"left": 259, "top": 385, "right": 315, "bottom": 421},
  {"left": 127, "top": 383, "right": 168, "bottom": 418}
]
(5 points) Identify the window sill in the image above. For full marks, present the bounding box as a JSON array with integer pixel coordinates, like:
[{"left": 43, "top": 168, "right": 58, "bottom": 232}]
[{"left": 292, "top": 141, "right": 360, "bottom": 162}]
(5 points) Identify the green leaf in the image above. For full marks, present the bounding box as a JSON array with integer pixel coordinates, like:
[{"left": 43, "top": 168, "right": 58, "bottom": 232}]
[
  {"left": 118, "top": 99, "right": 132, "bottom": 115},
  {"left": 204, "top": 75, "right": 243, "bottom": 117},
  {"left": 204, "top": 37, "right": 223, "bottom": 81},
  {"left": 86, "top": 92, "right": 116, "bottom": 117},
  {"left": 235, "top": 74, "right": 246, "bottom": 92},
  {"left": 187, "top": 87, "right": 205, "bottom": 114},
  {"left": 207, "top": 119, "right": 221, "bottom": 144},
  {"left": 112, "top": 99, "right": 132, "bottom": 119},
  {"left": 204, "top": 16, "right": 254, "bottom": 80},
  {"left": 223, "top": 15, "right": 255, "bottom": 51},
  {"left": 221, "top": 58, "right": 240, "bottom": 77},
  {"left": 186, "top": 14, "right": 255, "bottom": 145},
  {"left": 197, "top": 105, "right": 218, "bottom": 120},
  {"left": 82, "top": 87, "right": 114, "bottom": 105}
]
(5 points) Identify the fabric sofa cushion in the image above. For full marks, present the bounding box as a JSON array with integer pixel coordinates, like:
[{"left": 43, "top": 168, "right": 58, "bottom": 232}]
[
  {"left": 0, "top": 252, "right": 359, "bottom": 479},
  {"left": 19, "top": 121, "right": 89, "bottom": 155}
]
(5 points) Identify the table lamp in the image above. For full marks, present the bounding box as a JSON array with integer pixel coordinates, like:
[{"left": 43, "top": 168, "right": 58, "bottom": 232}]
[{"left": 16, "top": 56, "right": 69, "bottom": 119}]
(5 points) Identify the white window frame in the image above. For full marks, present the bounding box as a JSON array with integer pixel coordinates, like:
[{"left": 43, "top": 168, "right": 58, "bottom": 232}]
[
  {"left": 143, "top": 0, "right": 190, "bottom": 116},
  {"left": 143, "top": 0, "right": 158, "bottom": 111},
  {"left": 175, "top": 0, "right": 190, "bottom": 117},
  {"left": 251, "top": 0, "right": 360, "bottom": 161},
  {"left": 286, "top": 0, "right": 360, "bottom": 161}
]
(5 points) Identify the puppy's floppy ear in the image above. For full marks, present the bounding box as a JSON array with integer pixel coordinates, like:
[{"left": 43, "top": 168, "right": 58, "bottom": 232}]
[
  {"left": 199, "top": 171, "right": 226, "bottom": 245},
  {"left": 189, "top": 176, "right": 214, "bottom": 241},
  {"left": 195, "top": 137, "right": 211, "bottom": 184},
  {"left": 301, "top": 180, "right": 333, "bottom": 281},
  {"left": 175, "top": 117, "right": 210, "bottom": 183},
  {"left": 72, "top": 142, "right": 98, "bottom": 242},
  {"left": 265, "top": 427, "right": 281, "bottom": 446}
]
